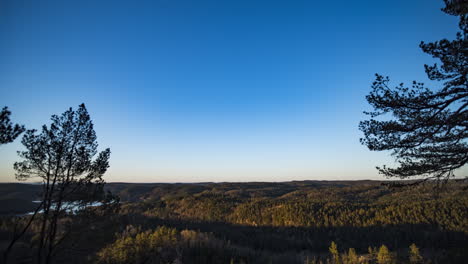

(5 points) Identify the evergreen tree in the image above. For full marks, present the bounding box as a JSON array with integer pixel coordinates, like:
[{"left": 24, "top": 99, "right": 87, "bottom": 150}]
[
  {"left": 13, "top": 104, "right": 112, "bottom": 264},
  {"left": 377, "top": 245, "right": 394, "bottom": 264},
  {"left": 0, "top": 107, "right": 25, "bottom": 145},
  {"left": 329, "top": 241, "right": 340, "bottom": 264},
  {"left": 346, "top": 248, "right": 359, "bottom": 264},
  {"left": 409, "top": 243, "right": 423, "bottom": 264},
  {"left": 368, "top": 246, "right": 377, "bottom": 259},
  {"left": 359, "top": 0, "right": 468, "bottom": 183}
]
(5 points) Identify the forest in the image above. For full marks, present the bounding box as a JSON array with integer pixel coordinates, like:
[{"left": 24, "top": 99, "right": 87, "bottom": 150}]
[
  {"left": 1, "top": 1, "right": 466, "bottom": 263},
  {"left": 1, "top": 180, "right": 467, "bottom": 263}
]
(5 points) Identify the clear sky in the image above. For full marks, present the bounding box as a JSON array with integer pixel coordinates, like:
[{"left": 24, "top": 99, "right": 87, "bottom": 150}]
[{"left": 0, "top": 0, "right": 463, "bottom": 182}]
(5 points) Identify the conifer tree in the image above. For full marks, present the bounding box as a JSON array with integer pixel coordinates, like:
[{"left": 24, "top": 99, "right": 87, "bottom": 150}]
[
  {"left": 13, "top": 104, "right": 112, "bottom": 264},
  {"left": 347, "top": 248, "right": 359, "bottom": 264},
  {"left": 0, "top": 107, "right": 25, "bottom": 145},
  {"left": 409, "top": 243, "right": 423, "bottom": 264},
  {"left": 329, "top": 241, "right": 340, "bottom": 264},
  {"left": 377, "top": 245, "right": 394, "bottom": 264},
  {"left": 360, "top": 0, "right": 468, "bottom": 183}
]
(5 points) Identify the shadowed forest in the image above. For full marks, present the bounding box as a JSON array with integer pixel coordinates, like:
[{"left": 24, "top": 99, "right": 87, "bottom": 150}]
[{"left": 1, "top": 181, "right": 467, "bottom": 263}]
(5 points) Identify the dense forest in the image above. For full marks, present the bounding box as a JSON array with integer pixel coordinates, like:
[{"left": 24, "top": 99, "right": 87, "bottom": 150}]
[{"left": 1, "top": 180, "right": 467, "bottom": 263}]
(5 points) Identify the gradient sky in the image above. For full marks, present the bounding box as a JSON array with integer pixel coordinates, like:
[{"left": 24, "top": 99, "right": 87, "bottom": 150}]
[{"left": 0, "top": 0, "right": 464, "bottom": 182}]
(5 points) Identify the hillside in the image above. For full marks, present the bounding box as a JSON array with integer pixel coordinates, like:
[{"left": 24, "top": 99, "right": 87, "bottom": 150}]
[{"left": 1, "top": 180, "right": 467, "bottom": 263}]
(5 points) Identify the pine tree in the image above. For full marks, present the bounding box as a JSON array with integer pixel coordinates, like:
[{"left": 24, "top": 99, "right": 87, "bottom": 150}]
[
  {"left": 329, "top": 241, "right": 340, "bottom": 264},
  {"left": 360, "top": 0, "right": 468, "bottom": 183},
  {"left": 409, "top": 243, "right": 423, "bottom": 264},
  {"left": 347, "top": 248, "right": 359, "bottom": 264},
  {"left": 0, "top": 107, "right": 25, "bottom": 145},
  {"left": 13, "top": 104, "right": 113, "bottom": 264},
  {"left": 377, "top": 245, "right": 394, "bottom": 264},
  {"left": 368, "top": 246, "right": 377, "bottom": 259}
]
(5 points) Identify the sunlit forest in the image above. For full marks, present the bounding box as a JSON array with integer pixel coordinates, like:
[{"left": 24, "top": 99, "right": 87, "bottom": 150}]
[{"left": 1, "top": 180, "right": 467, "bottom": 263}]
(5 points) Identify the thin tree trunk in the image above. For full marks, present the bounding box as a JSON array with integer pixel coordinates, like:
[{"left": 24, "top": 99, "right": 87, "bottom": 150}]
[
  {"left": 3, "top": 201, "right": 43, "bottom": 264},
  {"left": 37, "top": 178, "right": 52, "bottom": 264},
  {"left": 45, "top": 186, "right": 66, "bottom": 264},
  {"left": 45, "top": 125, "right": 80, "bottom": 264},
  {"left": 38, "top": 166, "right": 60, "bottom": 264}
]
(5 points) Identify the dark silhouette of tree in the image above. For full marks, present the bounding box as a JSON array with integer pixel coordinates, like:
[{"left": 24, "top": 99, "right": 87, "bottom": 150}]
[
  {"left": 0, "top": 107, "right": 26, "bottom": 262},
  {"left": 10, "top": 103, "right": 111, "bottom": 264},
  {"left": 0, "top": 107, "right": 25, "bottom": 145},
  {"left": 359, "top": 0, "right": 467, "bottom": 183}
]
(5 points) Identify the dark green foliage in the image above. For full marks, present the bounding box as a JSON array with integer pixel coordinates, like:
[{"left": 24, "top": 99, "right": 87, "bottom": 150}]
[
  {"left": 0, "top": 107, "right": 25, "bottom": 145},
  {"left": 111, "top": 181, "right": 468, "bottom": 235},
  {"left": 114, "top": 181, "right": 467, "bottom": 263},
  {"left": 7, "top": 104, "right": 115, "bottom": 264},
  {"left": 359, "top": 0, "right": 468, "bottom": 182},
  {"left": 1, "top": 180, "right": 467, "bottom": 263}
]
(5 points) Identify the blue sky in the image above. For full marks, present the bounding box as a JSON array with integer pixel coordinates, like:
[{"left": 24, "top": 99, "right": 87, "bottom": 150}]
[{"left": 0, "top": 0, "right": 463, "bottom": 182}]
